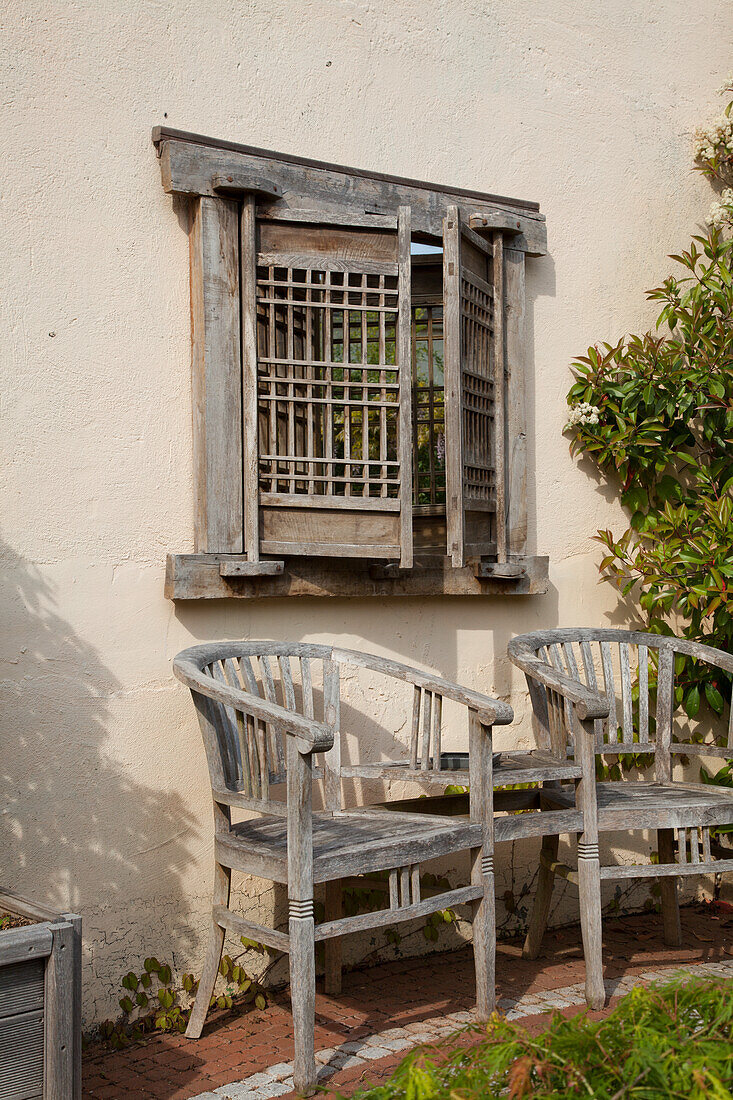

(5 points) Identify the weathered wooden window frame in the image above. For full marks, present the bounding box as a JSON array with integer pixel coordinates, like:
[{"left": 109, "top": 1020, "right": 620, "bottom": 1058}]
[{"left": 153, "top": 127, "right": 549, "bottom": 599}]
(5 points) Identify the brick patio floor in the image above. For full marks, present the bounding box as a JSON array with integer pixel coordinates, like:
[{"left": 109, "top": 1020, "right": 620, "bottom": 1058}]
[{"left": 82, "top": 902, "right": 733, "bottom": 1100}]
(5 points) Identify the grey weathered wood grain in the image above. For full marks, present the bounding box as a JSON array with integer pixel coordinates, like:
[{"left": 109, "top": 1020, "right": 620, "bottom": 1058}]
[
  {"left": 504, "top": 248, "right": 527, "bottom": 560},
  {"left": 443, "top": 207, "right": 464, "bottom": 566},
  {"left": 155, "top": 131, "right": 547, "bottom": 255},
  {"left": 44, "top": 920, "right": 79, "bottom": 1100},
  {"left": 314, "top": 885, "right": 483, "bottom": 941},
  {"left": 397, "top": 206, "right": 414, "bottom": 568},
  {"left": 509, "top": 626, "right": 733, "bottom": 1011},
  {"left": 240, "top": 193, "right": 260, "bottom": 562},
  {"left": 189, "top": 196, "right": 243, "bottom": 553},
  {"left": 492, "top": 232, "right": 506, "bottom": 563},
  {"left": 165, "top": 552, "right": 550, "bottom": 599},
  {"left": 176, "top": 640, "right": 514, "bottom": 1085}
]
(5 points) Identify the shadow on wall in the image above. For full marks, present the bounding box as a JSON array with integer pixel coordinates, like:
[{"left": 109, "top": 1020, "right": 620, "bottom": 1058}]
[{"left": 0, "top": 536, "right": 199, "bottom": 1019}]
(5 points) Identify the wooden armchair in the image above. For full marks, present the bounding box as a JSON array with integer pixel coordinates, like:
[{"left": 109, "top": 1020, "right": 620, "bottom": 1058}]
[
  {"left": 173, "top": 642, "right": 513, "bottom": 1094},
  {"left": 508, "top": 628, "right": 733, "bottom": 1008}
]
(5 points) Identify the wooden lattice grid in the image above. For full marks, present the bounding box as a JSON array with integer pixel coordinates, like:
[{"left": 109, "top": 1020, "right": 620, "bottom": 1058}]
[{"left": 256, "top": 265, "right": 402, "bottom": 499}]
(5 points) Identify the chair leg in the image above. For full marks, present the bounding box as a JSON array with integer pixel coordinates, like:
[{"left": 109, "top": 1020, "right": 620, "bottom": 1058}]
[
  {"left": 289, "top": 900, "right": 317, "bottom": 1095},
  {"left": 523, "top": 833, "right": 558, "bottom": 960},
  {"left": 324, "top": 880, "right": 342, "bottom": 996},
  {"left": 471, "top": 846, "right": 496, "bottom": 1018},
  {"left": 186, "top": 863, "right": 231, "bottom": 1039},
  {"left": 658, "top": 828, "right": 682, "bottom": 947},
  {"left": 577, "top": 840, "right": 605, "bottom": 1010}
]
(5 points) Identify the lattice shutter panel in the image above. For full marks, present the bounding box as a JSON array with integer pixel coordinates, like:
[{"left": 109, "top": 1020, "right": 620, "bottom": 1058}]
[
  {"left": 244, "top": 212, "right": 413, "bottom": 566},
  {"left": 443, "top": 207, "right": 505, "bottom": 567}
]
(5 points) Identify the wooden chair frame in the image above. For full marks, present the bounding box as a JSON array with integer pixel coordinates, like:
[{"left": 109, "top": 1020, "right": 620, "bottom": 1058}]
[
  {"left": 508, "top": 628, "right": 733, "bottom": 1008},
  {"left": 174, "top": 641, "right": 513, "bottom": 1094}
]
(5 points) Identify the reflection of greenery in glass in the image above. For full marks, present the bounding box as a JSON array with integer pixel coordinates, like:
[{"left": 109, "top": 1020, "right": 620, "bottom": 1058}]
[
  {"left": 330, "top": 304, "right": 448, "bottom": 503},
  {"left": 413, "top": 306, "right": 446, "bottom": 506},
  {"left": 329, "top": 309, "right": 399, "bottom": 495}
]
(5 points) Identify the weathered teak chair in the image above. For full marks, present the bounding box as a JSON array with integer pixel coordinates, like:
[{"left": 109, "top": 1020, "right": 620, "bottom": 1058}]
[
  {"left": 508, "top": 628, "right": 733, "bottom": 1008},
  {"left": 173, "top": 642, "right": 512, "bottom": 1094}
]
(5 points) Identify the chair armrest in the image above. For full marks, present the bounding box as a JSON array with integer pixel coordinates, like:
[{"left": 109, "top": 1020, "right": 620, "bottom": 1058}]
[
  {"left": 331, "top": 647, "right": 513, "bottom": 726},
  {"left": 173, "top": 655, "right": 334, "bottom": 753},
  {"left": 507, "top": 645, "right": 609, "bottom": 723}
]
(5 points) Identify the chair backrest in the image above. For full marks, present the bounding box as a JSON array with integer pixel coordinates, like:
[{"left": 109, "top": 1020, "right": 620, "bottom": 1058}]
[
  {"left": 175, "top": 642, "right": 340, "bottom": 813},
  {"left": 174, "top": 642, "right": 503, "bottom": 815},
  {"left": 510, "top": 628, "right": 733, "bottom": 781}
]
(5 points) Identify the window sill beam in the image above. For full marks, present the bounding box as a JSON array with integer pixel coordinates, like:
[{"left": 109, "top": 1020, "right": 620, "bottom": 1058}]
[{"left": 165, "top": 553, "right": 549, "bottom": 600}]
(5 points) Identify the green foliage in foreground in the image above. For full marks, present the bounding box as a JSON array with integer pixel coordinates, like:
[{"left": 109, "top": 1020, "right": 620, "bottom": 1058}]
[{"left": 347, "top": 976, "right": 732, "bottom": 1099}]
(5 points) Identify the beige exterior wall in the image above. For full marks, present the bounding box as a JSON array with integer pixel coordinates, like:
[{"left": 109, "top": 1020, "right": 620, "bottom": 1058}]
[{"left": 2, "top": 1, "right": 731, "bottom": 1024}]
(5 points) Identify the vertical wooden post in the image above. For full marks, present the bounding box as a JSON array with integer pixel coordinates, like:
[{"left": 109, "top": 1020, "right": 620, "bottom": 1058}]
[
  {"left": 492, "top": 232, "right": 506, "bottom": 562},
  {"left": 287, "top": 739, "right": 316, "bottom": 1094},
  {"left": 64, "top": 913, "right": 82, "bottom": 1100},
  {"left": 44, "top": 920, "right": 78, "bottom": 1099},
  {"left": 322, "top": 659, "right": 342, "bottom": 996},
  {"left": 504, "top": 248, "right": 527, "bottom": 561},
  {"left": 189, "top": 196, "right": 243, "bottom": 553},
  {"left": 240, "top": 194, "right": 260, "bottom": 561},
  {"left": 443, "top": 206, "right": 464, "bottom": 567},
  {"left": 397, "top": 206, "right": 413, "bottom": 567},
  {"left": 574, "top": 714, "right": 605, "bottom": 1010},
  {"left": 469, "top": 710, "right": 495, "bottom": 1017},
  {"left": 657, "top": 828, "right": 682, "bottom": 947},
  {"left": 324, "top": 881, "right": 343, "bottom": 996}
]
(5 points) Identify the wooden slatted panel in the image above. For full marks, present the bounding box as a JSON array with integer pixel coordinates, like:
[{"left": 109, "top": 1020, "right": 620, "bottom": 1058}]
[
  {"left": 0, "top": 1008, "right": 44, "bottom": 1100},
  {"left": 410, "top": 685, "right": 421, "bottom": 768},
  {"left": 580, "top": 640, "right": 604, "bottom": 746},
  {"left": 432, "top": 693, "right": 443, "bottom": 767},
  {"left": 209, "top": 661, "right": 242, "bottom": 788},
  {"left": 258, "top": 656, "right": 284, "bottom": 784},
  {"left": 690, "top": 827, "right": 700, "bottom": 864},
  {"left": 548, "top": 643, "right": 572, "bottom": 741},
  {"left": 323, "top": 658, "right": 341, "bottom": 811},
  {"left": 444, "top": 208, "right": 498, "bottom": 567},
  {"left": 253, "top": 215, "right": 412, "bottom": 562},
  {"left": 410, "top": 864, "right": 421, "bottom": 904},
  {"left": 656, "top": 647, "right": 675, "bottom": 782},
  {"left": 638, "top": 644, "right": 649, "bottom": 742},
  {"left": 600, "top": 642, "right": 618, "bottom": 745},
  {"left": 389, "top": 870, "right": 399, "bottom": 908},
  {"left": 420, "top": 690, "right": 432, "bottom": 769},
  {"left": 619, "top": 643, "right": 633, "bottom": 743},
  {"left": 0, "top": 960, "right": 44, "bottom": 1020}
]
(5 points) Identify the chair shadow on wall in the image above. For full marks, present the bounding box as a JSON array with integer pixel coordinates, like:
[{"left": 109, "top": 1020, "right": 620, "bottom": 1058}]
[{"left": 0, "top": 536, "right": 213, "bottom": 1088}]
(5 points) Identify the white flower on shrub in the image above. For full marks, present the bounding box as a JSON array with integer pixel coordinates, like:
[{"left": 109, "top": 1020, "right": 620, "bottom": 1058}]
[
  {"left": 693, "top": 115, "right": 733, "bottom": 164},
  {"left": 706, "top": 187, "right": 733, "bottom": 230},
  {"left": 566, "top": 402, "right": 601, "bottom": 429}
]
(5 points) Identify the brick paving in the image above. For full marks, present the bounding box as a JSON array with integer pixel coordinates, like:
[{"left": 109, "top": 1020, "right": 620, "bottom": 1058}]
[{"left": 83, "top": 902, "right": 733, "bottom": 1100}]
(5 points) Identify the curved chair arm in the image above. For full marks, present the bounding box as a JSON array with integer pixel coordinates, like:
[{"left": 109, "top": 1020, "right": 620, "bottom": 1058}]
[
  {"left": 331, "top": 647, "right": 513, "bottom": 726},
  {"left": 507, "top": 639, "right": 610, "bottom": 723},
  {"left": 666, "top": 636, "right": 733, "bottom": 677},
  {"left": 173, "top": 653, "right": 335, "bottom": 753}
]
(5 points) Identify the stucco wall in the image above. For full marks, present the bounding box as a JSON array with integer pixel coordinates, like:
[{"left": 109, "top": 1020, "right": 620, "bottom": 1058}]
[{"left": 2, "top": 1, "right": 732, "bottom": 1025}]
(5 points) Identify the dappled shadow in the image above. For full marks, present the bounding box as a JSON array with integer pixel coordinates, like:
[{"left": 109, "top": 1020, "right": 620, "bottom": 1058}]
[{"left": 0, "top": 536, "right": 200, "bottom": 1029}]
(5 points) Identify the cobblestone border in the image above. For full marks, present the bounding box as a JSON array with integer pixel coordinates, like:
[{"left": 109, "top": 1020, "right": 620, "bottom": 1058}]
[{"left": 188, "top": 959, "right": 733, "bottom": 1100}]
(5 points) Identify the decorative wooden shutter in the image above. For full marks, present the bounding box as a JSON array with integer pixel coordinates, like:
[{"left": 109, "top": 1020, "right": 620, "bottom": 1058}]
[
  {"left": 443, "top": 206, "right": 506, "bottom": 568},
  {"left": 242, "top": 208, "right": 414, "bottom": 567}
]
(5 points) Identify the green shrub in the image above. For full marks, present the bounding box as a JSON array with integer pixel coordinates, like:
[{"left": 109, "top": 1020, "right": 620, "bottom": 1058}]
[
  {"left": 565, "top": 80, "right": 733, "bottom": 743},
  {"left": 348, "top": 975, "right": 732, "bottom": 1099}
]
